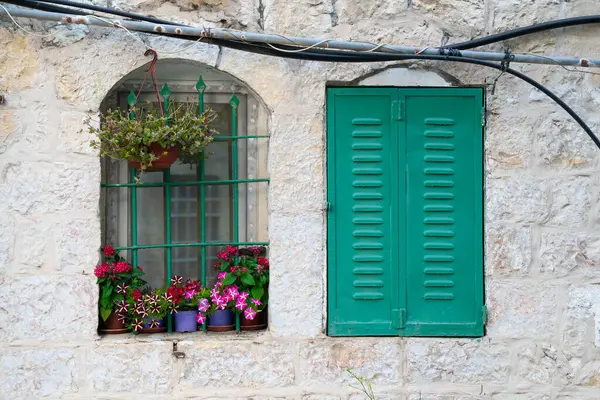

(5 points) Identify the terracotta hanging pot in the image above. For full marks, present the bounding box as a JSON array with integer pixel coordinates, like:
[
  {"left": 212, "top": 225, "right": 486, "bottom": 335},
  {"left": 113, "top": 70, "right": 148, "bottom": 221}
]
[
  {"left": 240, "top": 308, "right": 268, "bottom": 331},
  {"left": 128, "top": 144, "right": 179, "bottom": 171},
  {"left": 98, "top": 312, "right": 129, "bottom": 334}
]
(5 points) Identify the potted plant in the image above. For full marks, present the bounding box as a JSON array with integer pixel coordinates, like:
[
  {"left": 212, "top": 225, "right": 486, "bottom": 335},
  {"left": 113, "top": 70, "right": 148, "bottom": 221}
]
[
  {"left": 166, "top": 276, "right": 210, "bottom": 333},
  {"left": 204, "top": 274, "right": 239, "bottom": 332},
  {"left": 94, "top": 245, "right": 146, "bottom": 334},
  {"left": 213, "top": 246, "right": 269, "bottom": 331},
  {"left": 121, "top": 287, "right": 170, "bottom": 333},
  {"left": 85, "top": 102, "right": 218, "bottom": 173}
]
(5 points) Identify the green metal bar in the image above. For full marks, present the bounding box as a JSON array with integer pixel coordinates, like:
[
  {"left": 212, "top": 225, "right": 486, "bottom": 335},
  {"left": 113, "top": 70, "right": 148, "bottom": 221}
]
[
  {"left": 230, "top": 94, "right": 241, "bottom": 333},
  {"left": 115, "top": 241, "right": 269, "bottom": 251},
  {"left": 165, "top": 166, "right": 173, "bottom": 332},
  {"left": 197, "top": 75, "right": 207, "bottom": 332},
  {"left": 130, "top": 167, "right": 138, "bottom": 270},
  {"left": 101, "top": 178, "right": 269, "bottom": 188}
]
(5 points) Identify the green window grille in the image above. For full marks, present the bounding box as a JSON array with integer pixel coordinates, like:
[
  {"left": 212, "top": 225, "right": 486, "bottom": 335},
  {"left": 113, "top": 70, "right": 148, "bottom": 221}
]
[
  {"left": 327, "top": 87, "right": 485, "bottom": 337},
  {"left": 100, "top": 76, "right": 269, "bottom": 332}
]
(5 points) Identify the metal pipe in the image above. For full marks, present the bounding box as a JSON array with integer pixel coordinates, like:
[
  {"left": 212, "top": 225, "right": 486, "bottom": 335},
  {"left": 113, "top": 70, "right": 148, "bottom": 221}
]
[
  {"left": 2, "top": 5, "right": 599, "bottom": 68},
  {"left": 115, "top": 241, "right": 270, "bottom": 251}
]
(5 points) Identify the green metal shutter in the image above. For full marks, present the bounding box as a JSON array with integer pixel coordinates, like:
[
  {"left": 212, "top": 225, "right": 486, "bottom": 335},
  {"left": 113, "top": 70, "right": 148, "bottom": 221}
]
[
  {"left": 327, "top": 87, "right": 484, "bottom": 337},
  {"left": 402, "top": 88, "right": 484, "bottom": 337},
  {"left": 327, "top": 88, "right": 402, "bottom": 336}
]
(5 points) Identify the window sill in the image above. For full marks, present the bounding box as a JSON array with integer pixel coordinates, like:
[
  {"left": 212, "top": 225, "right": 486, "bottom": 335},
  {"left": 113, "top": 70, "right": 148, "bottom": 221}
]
[{"left": 96, "top": 329, "right": 269, "bottom": 344}]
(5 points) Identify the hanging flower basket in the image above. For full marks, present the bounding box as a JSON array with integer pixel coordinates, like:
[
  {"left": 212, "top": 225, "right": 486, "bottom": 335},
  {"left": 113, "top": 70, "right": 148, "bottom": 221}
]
[{"left": 128, "top": 144, "right": 179, "bottom": 171}]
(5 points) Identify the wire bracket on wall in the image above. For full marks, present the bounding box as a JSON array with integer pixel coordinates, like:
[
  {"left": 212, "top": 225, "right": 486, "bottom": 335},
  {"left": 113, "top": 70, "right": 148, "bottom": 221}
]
[{"left": 491, "top": 49, "right": 515, "bottom": 95}]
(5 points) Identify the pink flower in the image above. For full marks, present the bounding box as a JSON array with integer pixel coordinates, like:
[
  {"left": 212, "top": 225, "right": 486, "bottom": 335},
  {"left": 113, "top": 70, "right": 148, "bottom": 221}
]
[
  {"left": 218, "top": 272, "right": 227, "bottom": 280},
  {"left": 184, "top": 290, "right": 196, "bottom": 299},
  {"left": 198, "top": 298, "right": 210, "bottom": 312},
  {"left": 227, "top": 286, "right": 239, "bottom": 299},
  {"left": 229, "top": 266, "right": 237, "bottom": 273},
  {"left": 239, "top": 292, "right": 249, "bottom": 301},
  {"left": 244, "top": 307, "right": 257, "bottom": 320},
  {"left": 196, "top": 312, "right": 206, "bottom": 324},
  {"left": 235, "top": 298, "right": 247, "bottom": 311},
  {"left": 214, "top": 281, "right": 222, "bottom": 287},
  {"left": 217, "top": 251, "right": 229, "bottom": 261},
  {"left": 251, "top": 298, "right": 262, "bottom": 307}
]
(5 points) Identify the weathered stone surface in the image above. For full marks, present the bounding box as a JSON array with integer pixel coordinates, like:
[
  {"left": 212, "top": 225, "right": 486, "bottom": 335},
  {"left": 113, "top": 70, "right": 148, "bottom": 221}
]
[
  {"left": 0, "top": 161, "right": 100, "bottom": 215},
  {"left": 268, "top": 212, "right": 323, "bottom": 338},
  {"left": 264, "top": 0, "right": 334, "bottom": 36},
  {"left": 0, "top": 27, "right": 40, "bottom": 91},
  {"left": 485, "top": 176, "right": 547, "bottom": 223},
  {"left": 406, "top": 339, "right": 510, "bottom": 384},
  {"left": 535, "top": 114, "right": 598, "bottom": 170},
  {"left": 491, "top": 394, "right": 551, "bottom": 400},
  {"left": 179, "top": 341, "right": 295, "bottom": 388},
  {"left": 91, "top": 342, "right": 174, "bottom": 393},
  {"left": 58, "top": 111, "right": 96, "bottom": 155},
  {"left": 540, "top": 231, "right": 600, "bottom": 278},
  {"left": 485, "top": 223, "right": 532, "bottom": 276},
  {"left": 408, "top": 394, "right": 488, "bottom": 400},
  {"left": 0, "top": 110, "right": 21, "bottom": 155},
  {"left": 562, "top": 286, "right": 600, "bottom": 357},
  {"left": 485, "top": 110, "right": 533, "bottom": 170},
  {"left": 492, "top": 0, "right": 561, "bottom": 31},
  {"left": 0, "top": 212, "right": 14, "bottom": 270},
  {"left": 486, "top": 281, "right": 557, "bottom": 339},
  {"left": 56, "top": 218, "right": 101, "bottom": 272},
  {"left": 334, "top": 0, "right": 408, "bottom": 26},
  {"left": 298, "top": 339, "right": 402, "bottom": 385},
  {"left": 545, "top": 177, "right": 593, "bottom": 227},
  {"left": 14, "top": 216, "right": 51, "bottom": 269},
  {"left": 0, "top": 275, "right": 97, "bottom": 342},
  {"left": 515, "top": 343, "right": 559, "bottom": 386},
  {"left": 0, "top": 347, "right": 82, "bottom": 397}
]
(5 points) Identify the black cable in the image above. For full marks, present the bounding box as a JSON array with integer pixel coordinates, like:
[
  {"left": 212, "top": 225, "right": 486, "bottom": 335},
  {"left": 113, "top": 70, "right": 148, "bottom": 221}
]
[
  {"left": 2, "top": 0, "right": 82, "bottom": 15},
  {"left": 447, "top": 15, "right": 600, "bottom": 50},
  {"left": 5, "top": 0, "right": 599, "bottom": 148}
]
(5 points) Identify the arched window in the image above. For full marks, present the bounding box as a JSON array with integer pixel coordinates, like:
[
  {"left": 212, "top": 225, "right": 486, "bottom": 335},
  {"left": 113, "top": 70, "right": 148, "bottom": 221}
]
[{"left": 100, "top": 61, "right": 269, "bottom": 291}]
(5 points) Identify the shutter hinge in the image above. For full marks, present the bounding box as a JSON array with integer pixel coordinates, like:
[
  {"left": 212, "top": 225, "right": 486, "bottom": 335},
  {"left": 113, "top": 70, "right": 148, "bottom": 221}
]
[
  {"left": 481, "top": 107, "right": 486, "bottom": 127},
  {"left": 392, "top": 100, "right": 404, "bottom": 121},
  {"left": 482, "top": 305, "right": 488, "bottom": 325},
  {"left": 392, "top": 308, "right": 406, "bottom": 330}
]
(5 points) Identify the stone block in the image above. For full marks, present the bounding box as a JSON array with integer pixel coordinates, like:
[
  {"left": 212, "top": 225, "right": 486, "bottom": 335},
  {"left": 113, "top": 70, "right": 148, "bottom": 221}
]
[
  {"left": 298, "top": 339, "right": 402, "bottom": 386},
  {"left": 0, "top": 347, "right": 82, "bottom": 397},
  {"left": 334, "top": 0, "right": 408, "bottom": 26},
  {"left": 491, "top": 394, "right": 551, "bottom": 400},
  {"left": 0, "top": 27, "right": 40, "bottom": 92},
  {"left": 55, "top": 218, "right": 101, "bottom": 272},
  {"left": 410, "top": 0, "right": 485, "bottom": 39},
  {"left": 515, "top": 343, "right": 560, "bottom": 386},
  {"left": 562, "top": 286, "right": 600, "bottom": 357},
  {"left": 91, "top": 342, "right": 174, "bottom": 393},
  {"left": 264, "top": 0, "right": 335, "bottom": 36},
  {"left": 0, "top": 161, "right": 100, "bottom": 216},
  {"left": 485, "top": 176, "right": 548, "bottom": 223},
  {"left": 485, "top": 110, "right": 533, "bottom": 170},
  {"left": 534, "top": 114, "right": 598, "bottom": 170},
  {"left": 486, "top": 281, "right": 557, "bottom": 339},
  {"left": 408, "top": 394, "right": 489, "bottom": 400},
  {"left": 485, "top": 223, "right": 532, "bottom": 276},
  {"left": 492, "top": 0, "right": 561, "bottom": 31},
  {"left": 268, "top": 213, "right": 324, "bottom": 338},
  {"left": 545, "top": 177, "right": 593, "bottom": 227},
  {"left": 58, "top": 111, "right": 96, "bottom": 155},
  {"left": 0, "top": 110, "right": 22, "bottom": 155},
  {"left": 406, "top": 339, "right": 510, "bottom": 384},
  {"left": 0, "top": 275, "right": 97, "bottom": 343},
  {"left": 14, "top": 215, "right": 52, "bottom": 269},
  {"left": 179, "top": 340, "right": 295, "bottom": 388},
  {"left": 0, "top": 213, "right": 15, "bottom": 270},
  {"left": 269, "top": 113, "right": 324, "bottom": 214},
  {"left": 540, "top": 230, "right": 600, "bottom": 278}
]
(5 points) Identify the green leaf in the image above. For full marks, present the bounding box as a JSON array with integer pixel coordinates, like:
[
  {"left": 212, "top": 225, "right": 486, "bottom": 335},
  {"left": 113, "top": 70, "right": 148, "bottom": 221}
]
[
  {"left": 222, "top": 273, "right": 237, "bottom": 286},
  {"left": 100, "top": 307, "right": 112, "bottom": 322},
  {"left": 241, "top": 273, "right": 255, "bottom": 286},
  {"left": 251, "top": 287, "right": 264, "bottom": 300}
]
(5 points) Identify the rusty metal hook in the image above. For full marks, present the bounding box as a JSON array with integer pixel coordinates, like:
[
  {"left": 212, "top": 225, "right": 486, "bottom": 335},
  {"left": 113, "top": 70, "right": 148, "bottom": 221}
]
[{"left": 144, "top": 48, "right": 159, "bottom": 74}]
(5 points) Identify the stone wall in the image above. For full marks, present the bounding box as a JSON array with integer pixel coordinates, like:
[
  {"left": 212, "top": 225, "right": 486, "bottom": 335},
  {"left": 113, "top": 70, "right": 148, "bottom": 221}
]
[{"left": 1, "top": 0, "right": 600, "bottom": 399}]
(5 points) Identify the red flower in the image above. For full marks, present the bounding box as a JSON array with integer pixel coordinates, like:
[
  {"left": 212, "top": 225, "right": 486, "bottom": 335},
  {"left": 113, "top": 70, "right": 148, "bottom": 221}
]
[
  {"left": 94, "top": 263, "right": 110, "bottom": 278},
  {"left": 103, "top": 245, "right": 115, "bottom": 257},
  {"left": 217, "top": 251, "right": 229, "bottom": 261},
  {"left": 226, "top": 246, "right": 238, "bottom": 255},
  {"left": 137, "top": 266, "right": 144, "bottom": 272},
  {"left": 113, "top": 261, "right": 132, "bottom": 273},
  {"left": 241, "top": 267, "right": 248, "bottom": 273},
  {"left": 132, "top": 289, "right": 142, "bottom": 302},
  {"left": 257, "top": 257, "right": 269, "bottom": 268}
]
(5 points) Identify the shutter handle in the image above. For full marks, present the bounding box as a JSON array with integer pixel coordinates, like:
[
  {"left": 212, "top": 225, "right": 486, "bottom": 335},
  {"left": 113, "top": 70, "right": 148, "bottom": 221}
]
[{"left": 323, "top": 202, "right": 332, "bottom": 211}]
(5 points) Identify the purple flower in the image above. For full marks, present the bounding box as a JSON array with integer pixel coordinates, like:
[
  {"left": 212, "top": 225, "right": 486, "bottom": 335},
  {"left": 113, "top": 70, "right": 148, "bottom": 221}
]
[
  {"left": 171, "top": 275, "right": 183, "bottom": 285},
  {"left": 244, "top": 307, "right": 257, "bottom": 320},
  {"left": 117, "top": 313, "right": 127, "bottom": 323},
  {"left": 132, "top": 318, "right": 143, "bottom": 332},
  {"left": 150, "top": 319, "right": 160, "bottom": 328},
  {"left": 115, "top": 300, "right": 128, "bottom": 313},
  {"left": 196, "top": 312, "right": 206, "bottom": 324},
  {"left": 198, "top": 298, "right": 210, "bottom": 313},
  {"left": 116, "top": 283, "right": 128, "bottom": 295}
]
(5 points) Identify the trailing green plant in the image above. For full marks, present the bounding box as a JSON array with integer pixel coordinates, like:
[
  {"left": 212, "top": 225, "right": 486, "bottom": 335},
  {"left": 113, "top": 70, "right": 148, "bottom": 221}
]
[
  {"left": 346, "top": 369, "right": 376, "bottom": 400},
  {"left": 85, "top": 101, "right": 218, "bottom": 171}
]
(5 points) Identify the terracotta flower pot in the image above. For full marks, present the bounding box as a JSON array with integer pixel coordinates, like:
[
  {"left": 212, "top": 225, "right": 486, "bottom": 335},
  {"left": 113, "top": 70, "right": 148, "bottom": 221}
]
[
  {"left": 98, "top": 312, "right": 129, "bottom": 334},
  {"left": 128, "top": 144, "right": 179, "bottom": 171},
  {"left": 240, "top": 308, "right": 268, "bottom": 331}
]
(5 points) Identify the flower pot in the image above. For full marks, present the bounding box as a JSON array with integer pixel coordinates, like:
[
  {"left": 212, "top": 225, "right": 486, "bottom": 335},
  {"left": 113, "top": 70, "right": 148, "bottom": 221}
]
[
  {"left": 240, "top": 308, "right": 268, "bottom": 331},
  {"left": 207, "top": 309, "right": 234, "bottom": 332},
  {"left": 140, "top": 317, "right": 167, "bottom": 334},
  {"left": 98, "top": 312, "right": 129, "bottom": 334},
  {"left": 128, "top": 144, "right": 179, "bottom": 171},
  {"left": 174, "top": 311, "right": 198, "bottom": 332}
]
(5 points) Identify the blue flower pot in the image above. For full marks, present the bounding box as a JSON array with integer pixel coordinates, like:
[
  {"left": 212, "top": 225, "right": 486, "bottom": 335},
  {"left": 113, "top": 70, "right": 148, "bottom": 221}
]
[
  {"left": 142, "top": 317, "right": 165, "bottom": 329},
  {"left": 174, "top": 310, "right": 198, "bottom": 332},
  {"left": 207, "top": 309, "right": 234, "bottom": 331}
]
